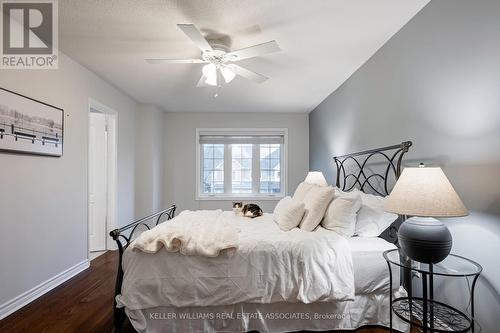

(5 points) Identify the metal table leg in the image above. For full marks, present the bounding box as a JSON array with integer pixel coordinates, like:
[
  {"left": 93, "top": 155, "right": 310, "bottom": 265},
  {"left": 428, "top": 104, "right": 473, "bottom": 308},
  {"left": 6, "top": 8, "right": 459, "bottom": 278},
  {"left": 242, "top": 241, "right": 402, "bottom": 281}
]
[
  {"left": 387, "top": 260, "right": 393, "bottom": 332},
  {"left": 471, "top": 274, "right": 479, "bottom": 333},
  {"left": 429, "top": 263, "right": 434, "bottom": 330},
  {"left": 422, "top": 271, "right": 428, "bottom": 333}
]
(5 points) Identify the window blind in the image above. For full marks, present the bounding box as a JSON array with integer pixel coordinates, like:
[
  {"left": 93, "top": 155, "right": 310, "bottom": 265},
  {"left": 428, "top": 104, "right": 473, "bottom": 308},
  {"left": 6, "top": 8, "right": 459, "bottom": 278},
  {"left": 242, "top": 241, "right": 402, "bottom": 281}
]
[{"left": 199, "top": 135, "right": 284, "bottom": 145}]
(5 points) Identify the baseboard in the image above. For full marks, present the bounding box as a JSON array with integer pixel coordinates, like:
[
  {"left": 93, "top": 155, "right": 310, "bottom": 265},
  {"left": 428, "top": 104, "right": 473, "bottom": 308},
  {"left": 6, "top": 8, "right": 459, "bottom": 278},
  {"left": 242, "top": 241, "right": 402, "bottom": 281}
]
[{"left": 0, "top": 259, "right": 90, "bottom": 320}]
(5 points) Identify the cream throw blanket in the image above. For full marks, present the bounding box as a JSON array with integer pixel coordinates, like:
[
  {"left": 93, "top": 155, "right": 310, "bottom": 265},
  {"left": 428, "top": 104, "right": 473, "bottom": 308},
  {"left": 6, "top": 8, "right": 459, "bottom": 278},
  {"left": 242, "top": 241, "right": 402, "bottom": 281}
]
[{"left": 130, "top": 210, "right": 238, "bottom": 257}]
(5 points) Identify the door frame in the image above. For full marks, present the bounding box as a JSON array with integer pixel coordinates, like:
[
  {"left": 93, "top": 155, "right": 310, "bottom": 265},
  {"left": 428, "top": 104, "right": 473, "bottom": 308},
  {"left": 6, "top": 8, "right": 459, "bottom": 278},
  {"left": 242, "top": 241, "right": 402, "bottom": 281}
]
[{"left": 88, "top": 98, "right": 118, "bottom": 256}]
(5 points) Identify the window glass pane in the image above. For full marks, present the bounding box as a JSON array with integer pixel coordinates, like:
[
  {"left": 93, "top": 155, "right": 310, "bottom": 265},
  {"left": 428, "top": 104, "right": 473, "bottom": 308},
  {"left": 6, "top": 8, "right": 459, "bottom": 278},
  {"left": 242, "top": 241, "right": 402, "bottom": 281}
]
[
  {"left": 260, "top": 144, "right": 281, "bottom": 193},
  {"left": 213, "top": 144, "right": 224, "bottom": 158},
  {"left": 213, "top": 158, "right": 224, "bottom": 170},
  {"left": 232, "top": 145, "right": 241, "bottom": 158},
  {"left": 261, "top": 159, "right": 270, "bottom": 169},
  {"left": 242, "top": 144, "right": 252, "bottom": 158},
  {"left": 203, "top": 145, "right": 213, "bottom": 158},
  {"left": 260, "top": 146, "right": 269, "bottom": 159},
  {"left": 202, "top": 170, "right": 214, "bottom": 193},
  {"left": 271, "top": 159, "right": 280, "bottom": 171},
  {"left": 203, "top": 158, "right": 213, "bottom": 170},
  {"left": 242, "top": 170, "right": 252, "bottom": 180},
  {"left": 231, "top": 144, "right": 252, "bottom": 193},
  {"left": 214, "top": 171, "right": 224, "bottom": 183},
  {"left": 241, "top": 158, "right": 252, "bottom": 169},
  {"left": 203, "top": 171, "right": 211, "bottom": 182},
  {"left": 269, "top": 145, "right": 280, "bottom": 158},
  {"left": 202, "top": 144, "right": 224, "bottom": 194}
]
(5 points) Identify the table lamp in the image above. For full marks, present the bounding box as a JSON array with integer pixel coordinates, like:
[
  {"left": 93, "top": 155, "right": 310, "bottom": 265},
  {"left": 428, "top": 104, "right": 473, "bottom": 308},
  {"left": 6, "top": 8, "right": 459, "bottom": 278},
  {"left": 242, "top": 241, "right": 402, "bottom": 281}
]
[
  {"left": 304, "top": 171, "right": 328, "bottom": 187},
  {"left": 385, "top": 164, "right": 468, "bottom": 263}
]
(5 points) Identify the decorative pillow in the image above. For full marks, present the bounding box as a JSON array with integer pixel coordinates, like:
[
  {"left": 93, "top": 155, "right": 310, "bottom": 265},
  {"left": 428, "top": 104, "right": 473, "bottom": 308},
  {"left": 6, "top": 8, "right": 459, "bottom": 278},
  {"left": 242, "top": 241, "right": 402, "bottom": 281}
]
[
  {"left": 355, "top": 193, "right": 398, "bottom": 237},
  {"left": 299, "top": 186, "right": 335, "bottom": 232},
  {"left": 293, "top": 181, "right": 316, "bottom": 202},
  {"left": 322, "top": 189, "right": 362, "bottom": 236},
  {"left": 273, "top": 196, "right": 306, "bottom": 231}
]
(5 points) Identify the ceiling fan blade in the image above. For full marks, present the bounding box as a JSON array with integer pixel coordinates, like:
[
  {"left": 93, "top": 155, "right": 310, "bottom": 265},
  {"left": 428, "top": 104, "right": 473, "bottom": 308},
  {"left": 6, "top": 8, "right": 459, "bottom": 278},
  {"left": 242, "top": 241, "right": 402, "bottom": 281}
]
[
  {"left": 225, "top": 40, "right": 280, "bottom": 61},
  {"left": 145, "top": 58, "right": 207, "bottom": 64},
  {"left": 177, "top": 24, "right": 213, "bottom": 53},
  {"left": 196, "top": 75, "right": 209, "bottom": 87},
  {"left": 225, "top": 64, "right": 268, "bottom": 83}
]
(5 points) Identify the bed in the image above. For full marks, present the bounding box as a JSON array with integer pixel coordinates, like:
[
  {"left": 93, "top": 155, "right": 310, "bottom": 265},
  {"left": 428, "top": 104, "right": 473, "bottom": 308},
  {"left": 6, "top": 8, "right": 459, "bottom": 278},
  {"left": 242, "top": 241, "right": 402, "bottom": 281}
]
[{"left": 110, "top": 141, "right": 413, "bottom": 333}]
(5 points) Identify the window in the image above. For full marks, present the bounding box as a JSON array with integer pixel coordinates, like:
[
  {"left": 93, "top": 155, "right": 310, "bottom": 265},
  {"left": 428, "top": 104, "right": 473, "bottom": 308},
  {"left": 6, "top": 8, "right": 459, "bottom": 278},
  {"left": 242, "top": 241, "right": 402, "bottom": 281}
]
[
  {"left": 259, "top": 144, "right": 281, "bottom": 194},
  {"left": 231, "top": 144, "right": 253, "bottom": 194},
  {"left": 202, "top": 144, "right": 224, "bottom": 194},
  {"left": 197, "top": 129, "right": 287, "bottom": 199}
]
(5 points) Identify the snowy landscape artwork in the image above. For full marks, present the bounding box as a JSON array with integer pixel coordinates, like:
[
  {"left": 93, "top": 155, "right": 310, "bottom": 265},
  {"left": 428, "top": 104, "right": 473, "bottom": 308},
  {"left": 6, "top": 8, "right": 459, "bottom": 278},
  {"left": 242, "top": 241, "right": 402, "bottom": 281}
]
[{"left": 0, "top": 88, "right": 63, "bottom": 157}]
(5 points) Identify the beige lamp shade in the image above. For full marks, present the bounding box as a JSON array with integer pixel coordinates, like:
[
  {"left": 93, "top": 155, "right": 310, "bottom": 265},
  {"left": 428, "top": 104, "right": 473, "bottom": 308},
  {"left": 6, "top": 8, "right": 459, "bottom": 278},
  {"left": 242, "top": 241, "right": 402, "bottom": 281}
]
[
  {"left": 304, "top": 171, "right": 328, "bottom": 187},
  {"left": 385, "top": 167, "right": 468, "bottom": 217}
]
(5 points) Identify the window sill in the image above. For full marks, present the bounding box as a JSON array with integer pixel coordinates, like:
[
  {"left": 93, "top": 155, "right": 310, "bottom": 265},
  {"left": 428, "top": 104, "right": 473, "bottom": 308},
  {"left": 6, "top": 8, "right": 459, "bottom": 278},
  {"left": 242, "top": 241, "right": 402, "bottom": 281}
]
[{"left": 196, "top": 195, "right": 285, "bottom": 201}]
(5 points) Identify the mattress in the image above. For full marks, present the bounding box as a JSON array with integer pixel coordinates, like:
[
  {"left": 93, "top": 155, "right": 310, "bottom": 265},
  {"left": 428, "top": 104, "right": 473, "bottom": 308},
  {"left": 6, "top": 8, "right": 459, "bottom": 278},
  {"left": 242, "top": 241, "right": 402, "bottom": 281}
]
[{"left": 350, "top": 236, "right": 399, "bottom": 294}]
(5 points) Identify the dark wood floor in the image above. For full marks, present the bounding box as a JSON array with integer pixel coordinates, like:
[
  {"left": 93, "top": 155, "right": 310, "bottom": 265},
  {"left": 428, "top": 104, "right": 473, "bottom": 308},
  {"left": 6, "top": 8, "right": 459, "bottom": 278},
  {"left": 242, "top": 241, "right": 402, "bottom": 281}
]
[{"left": 0, "top": 251, "right": 397, "bottom": 333}]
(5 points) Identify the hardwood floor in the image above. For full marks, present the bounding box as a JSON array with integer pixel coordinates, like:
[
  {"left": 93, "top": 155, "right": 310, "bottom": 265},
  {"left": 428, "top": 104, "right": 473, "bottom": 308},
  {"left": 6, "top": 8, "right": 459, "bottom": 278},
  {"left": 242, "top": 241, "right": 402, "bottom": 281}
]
[{"left": 0, "top": 251, "right": 397, "bottom": 333}]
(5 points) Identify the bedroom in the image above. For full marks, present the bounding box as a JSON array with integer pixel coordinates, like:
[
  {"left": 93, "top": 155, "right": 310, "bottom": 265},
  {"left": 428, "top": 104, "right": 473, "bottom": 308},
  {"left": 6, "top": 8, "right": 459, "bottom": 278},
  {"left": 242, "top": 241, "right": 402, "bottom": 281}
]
[{"left": 0, "top": 0, "right": 499, "bottom": 332}]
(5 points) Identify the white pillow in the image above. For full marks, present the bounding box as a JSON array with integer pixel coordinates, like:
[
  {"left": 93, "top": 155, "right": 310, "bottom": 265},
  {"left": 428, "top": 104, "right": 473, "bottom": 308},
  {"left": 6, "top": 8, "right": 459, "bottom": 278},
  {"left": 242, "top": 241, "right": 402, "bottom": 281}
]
[
  {"left": 293, "top": 181, "right": 316, "bottom": 202},
  {"left": 322, "top": 189, "right": 362, "bottom": 236},
  {"left": 299, "top": 186, "right": 335, "bottom": 232},
  {"left": 273, "top": 196, "right": 306, "bottom": 231},
  {"left": 355, "top": 192, "right": 398, "bottom": 237}
]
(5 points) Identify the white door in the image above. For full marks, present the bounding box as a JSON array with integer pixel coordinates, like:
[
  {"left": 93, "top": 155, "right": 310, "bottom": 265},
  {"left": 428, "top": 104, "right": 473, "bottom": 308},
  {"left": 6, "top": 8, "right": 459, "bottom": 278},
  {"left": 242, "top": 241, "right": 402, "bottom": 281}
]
[{"left": 89, "top": 112, "right": 107, "bottom": 251}]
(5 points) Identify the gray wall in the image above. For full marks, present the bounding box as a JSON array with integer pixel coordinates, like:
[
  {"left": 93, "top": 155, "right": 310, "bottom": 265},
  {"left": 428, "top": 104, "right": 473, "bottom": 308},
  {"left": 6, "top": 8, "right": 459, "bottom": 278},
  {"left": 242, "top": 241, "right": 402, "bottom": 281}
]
[
  {"left": 164, "top": 112, "right": 309, "bottom": 213},
  {"left": 135, "top": 104, "right": 166, "bottom": 218},
  {"left": 0, "top": 53, "right": 159, "bottom": 312},
  {"left": 309, "top": 1, "right": 500, "bottom": 331}
]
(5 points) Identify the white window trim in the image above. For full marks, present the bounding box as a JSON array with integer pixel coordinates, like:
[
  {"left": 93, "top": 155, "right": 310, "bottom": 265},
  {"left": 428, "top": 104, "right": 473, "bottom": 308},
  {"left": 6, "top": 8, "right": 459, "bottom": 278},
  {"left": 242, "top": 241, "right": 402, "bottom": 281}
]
[{"left": 196, "top": 128, "right": 288, "bottom": 201}]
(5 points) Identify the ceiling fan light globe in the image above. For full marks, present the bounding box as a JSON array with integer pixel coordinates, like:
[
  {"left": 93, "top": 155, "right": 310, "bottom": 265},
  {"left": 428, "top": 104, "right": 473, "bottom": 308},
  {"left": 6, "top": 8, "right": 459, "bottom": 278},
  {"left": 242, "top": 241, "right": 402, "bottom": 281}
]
[
  {"left": 205, "top": 76, "right": 218, "bottom": 86},
  {"left": 221, "top": 67, "right": 236, "bottom": 83},
  {"left": 202, "top": 64, "right": 218, "bottom": 86}
]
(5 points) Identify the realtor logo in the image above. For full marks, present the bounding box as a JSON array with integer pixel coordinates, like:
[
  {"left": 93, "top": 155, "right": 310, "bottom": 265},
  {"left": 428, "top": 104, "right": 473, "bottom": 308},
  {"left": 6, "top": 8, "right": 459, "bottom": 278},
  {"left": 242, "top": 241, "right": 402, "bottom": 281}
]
[{"left": 1, "top": 0, "right": 58, "bottom": 69}]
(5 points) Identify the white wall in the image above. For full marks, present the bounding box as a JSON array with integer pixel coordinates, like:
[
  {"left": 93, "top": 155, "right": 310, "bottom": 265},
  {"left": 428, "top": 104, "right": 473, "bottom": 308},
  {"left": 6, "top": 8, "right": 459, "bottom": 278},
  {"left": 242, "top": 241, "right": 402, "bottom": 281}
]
[
  {"left": 0, "top": 53, "right": 139, "bottom": 313},
  {"left": 135, "top": 104, "right": 166, "bottom": 217},
  {"left": 163, "top": 112, "right": 309, "bottom": 213}
]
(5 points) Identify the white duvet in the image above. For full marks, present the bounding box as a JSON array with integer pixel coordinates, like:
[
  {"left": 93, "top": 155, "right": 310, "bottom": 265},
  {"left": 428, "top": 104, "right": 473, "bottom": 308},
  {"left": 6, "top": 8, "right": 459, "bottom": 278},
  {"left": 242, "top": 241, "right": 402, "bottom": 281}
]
[{"left": 116, "top": 211, "right": 354, "bottom": 310}]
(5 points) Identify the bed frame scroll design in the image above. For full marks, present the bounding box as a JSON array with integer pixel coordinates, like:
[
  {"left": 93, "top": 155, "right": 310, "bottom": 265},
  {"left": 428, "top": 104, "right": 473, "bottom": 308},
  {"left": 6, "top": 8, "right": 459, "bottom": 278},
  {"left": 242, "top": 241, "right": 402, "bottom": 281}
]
[
  {"left": 333, "top": 141, "right": 412, "bottom": 196},
  {"left": 109, "top": 204, "right": 176, "bottom": 332},
  {"left": 333, "top": 141, "right": 412, "bottom": 243}
]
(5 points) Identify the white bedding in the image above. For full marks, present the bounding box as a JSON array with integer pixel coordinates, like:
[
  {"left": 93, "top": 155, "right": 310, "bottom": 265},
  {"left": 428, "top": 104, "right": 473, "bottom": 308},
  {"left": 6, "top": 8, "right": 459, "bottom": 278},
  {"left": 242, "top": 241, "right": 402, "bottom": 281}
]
[
  {"left": 350, "top": 237, "right": 399, "bottom": 294},
  {"left": 125, "top": 290, "right": 410, "bottom": 333},
  {"left": 116, "top": 212, "right": 355, "bottom": 310}
]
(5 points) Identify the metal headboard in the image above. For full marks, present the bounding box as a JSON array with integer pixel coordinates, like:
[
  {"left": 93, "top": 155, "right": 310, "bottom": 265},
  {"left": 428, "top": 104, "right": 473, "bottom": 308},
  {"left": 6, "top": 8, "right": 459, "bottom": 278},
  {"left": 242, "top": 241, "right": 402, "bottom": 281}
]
[
  {"left": 333, "top": 141, "right": 412, "bottom": 243},
  {"left": 333, "top": 141, "right": 412, "bottom": 196}
]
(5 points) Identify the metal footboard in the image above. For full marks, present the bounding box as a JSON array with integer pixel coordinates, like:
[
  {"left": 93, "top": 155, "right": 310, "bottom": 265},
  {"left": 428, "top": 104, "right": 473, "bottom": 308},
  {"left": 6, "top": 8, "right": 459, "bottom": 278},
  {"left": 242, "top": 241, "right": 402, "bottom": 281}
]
[{"left": 109, "top": 205, "right": 176, "bottom": 332}]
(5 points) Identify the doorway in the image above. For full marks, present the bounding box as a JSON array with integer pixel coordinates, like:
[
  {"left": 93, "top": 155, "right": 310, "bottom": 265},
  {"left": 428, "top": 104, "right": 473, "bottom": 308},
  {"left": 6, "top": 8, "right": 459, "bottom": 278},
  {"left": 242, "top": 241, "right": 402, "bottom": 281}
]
[{"left": 88, "top": 99, "right": 117, "bottom": 260}]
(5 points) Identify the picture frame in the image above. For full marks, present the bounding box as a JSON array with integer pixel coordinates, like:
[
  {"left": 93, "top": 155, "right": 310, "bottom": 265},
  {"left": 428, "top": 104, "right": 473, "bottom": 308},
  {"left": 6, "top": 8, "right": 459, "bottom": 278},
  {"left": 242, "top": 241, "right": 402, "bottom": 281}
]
[{"left": 0, "top": 87, "right": 64, "bottom": 157}]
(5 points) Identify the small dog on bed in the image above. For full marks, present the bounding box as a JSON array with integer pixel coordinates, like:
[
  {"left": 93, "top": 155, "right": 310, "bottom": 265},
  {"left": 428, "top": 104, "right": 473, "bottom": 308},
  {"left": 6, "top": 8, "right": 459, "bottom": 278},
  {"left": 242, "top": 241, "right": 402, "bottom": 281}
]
[{"left": 242, "top": 204, "right": 263, "bottom": 218}]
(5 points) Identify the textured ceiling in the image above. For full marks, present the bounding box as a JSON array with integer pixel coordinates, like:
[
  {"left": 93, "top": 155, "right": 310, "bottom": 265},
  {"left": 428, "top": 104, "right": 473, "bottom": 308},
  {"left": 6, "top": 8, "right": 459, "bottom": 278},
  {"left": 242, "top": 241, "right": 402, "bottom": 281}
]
[{"left": 59, "top": 0, "right": 429, "bottom": 113}]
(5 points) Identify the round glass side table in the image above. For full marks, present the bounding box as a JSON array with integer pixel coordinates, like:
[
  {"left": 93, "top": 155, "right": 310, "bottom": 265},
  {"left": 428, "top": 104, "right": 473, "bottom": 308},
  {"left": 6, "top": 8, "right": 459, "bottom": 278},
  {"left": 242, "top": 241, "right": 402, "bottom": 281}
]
[{"left": 383, "top": 249, "right": 482, "bottom": 333}]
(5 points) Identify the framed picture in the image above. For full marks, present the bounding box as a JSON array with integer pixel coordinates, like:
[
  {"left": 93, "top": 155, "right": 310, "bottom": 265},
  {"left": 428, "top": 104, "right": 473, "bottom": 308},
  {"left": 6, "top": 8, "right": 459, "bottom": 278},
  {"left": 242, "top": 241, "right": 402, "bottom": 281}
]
[{"left": 0, "top": 87, "right": 64, "bottom": 157}]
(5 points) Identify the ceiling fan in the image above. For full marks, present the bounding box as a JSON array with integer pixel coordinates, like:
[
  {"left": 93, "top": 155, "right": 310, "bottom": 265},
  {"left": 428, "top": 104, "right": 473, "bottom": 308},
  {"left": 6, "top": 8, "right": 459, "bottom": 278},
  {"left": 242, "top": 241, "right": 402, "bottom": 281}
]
[{"left": 146, "top": 24, "right": 280, "bottom": 88}]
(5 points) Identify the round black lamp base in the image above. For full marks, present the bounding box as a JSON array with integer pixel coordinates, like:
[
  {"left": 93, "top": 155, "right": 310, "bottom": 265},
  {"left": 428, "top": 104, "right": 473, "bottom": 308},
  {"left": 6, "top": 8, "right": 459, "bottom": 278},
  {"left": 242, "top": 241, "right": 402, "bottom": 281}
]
[{"left": 398, "top": 217, "right": 452, "bottom": 264}]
